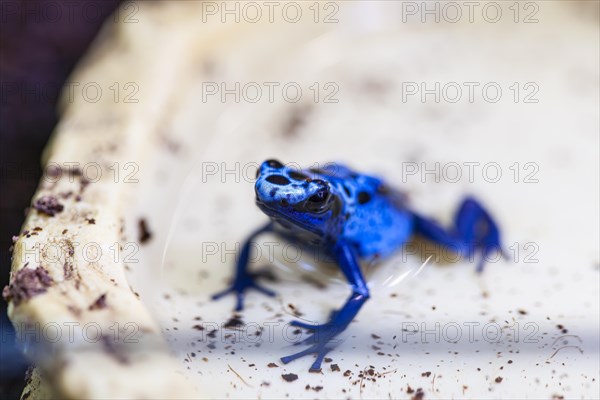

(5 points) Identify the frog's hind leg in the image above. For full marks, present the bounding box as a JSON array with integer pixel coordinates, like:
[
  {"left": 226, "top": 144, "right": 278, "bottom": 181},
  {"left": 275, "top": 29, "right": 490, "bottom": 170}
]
[{"left": 412, "top": 196, "right": 505, "bottom": 272}]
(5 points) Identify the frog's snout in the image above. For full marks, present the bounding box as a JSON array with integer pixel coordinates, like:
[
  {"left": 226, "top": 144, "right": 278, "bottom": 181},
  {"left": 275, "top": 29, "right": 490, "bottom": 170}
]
[{"left": 255, "top": 159, "right": 286, "bottom": 204}]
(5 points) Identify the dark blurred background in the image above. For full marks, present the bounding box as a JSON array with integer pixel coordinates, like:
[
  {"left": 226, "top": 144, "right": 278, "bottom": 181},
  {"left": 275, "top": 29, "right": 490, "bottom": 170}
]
[{"left": 0, "top": 1, "right": 120, "bottom": 397}]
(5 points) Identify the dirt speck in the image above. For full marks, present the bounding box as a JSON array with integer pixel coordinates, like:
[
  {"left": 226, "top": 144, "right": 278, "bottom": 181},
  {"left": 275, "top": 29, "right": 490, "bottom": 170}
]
[
  {"left": 88, "top": 293, "right": 107, "bottom": 310},
  {"left": 33, "top": 196, "right": 64, "bottom": 216},
  {"left": 281, "top": 373, "right": 298, "bottom": 382},
  {"left": 3, "top": 266, "right": 53, "bottom": 305},
  {"left": 138, "top": 218, "right": 152, "bottom": 244},
  {"left": 224, "top": 315, "right": 244, "bottom": 329}
]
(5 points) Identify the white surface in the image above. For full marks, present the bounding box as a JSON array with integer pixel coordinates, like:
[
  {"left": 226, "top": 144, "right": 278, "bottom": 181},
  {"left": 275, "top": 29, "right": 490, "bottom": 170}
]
[{"left": 123, "top": 2, "right": 599, "bottom": 398}]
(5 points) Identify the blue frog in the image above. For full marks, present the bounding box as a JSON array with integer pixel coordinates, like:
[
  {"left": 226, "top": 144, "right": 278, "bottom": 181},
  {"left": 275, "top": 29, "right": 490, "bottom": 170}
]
[{"left": 213, "top": 159, "right": 504, "bottom": 371}]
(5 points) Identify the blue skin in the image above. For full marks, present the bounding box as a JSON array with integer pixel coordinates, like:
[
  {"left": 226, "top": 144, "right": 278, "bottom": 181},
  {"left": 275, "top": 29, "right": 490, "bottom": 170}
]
[{"left": 213, "top": 159, "right": 504, "bottom": 371}]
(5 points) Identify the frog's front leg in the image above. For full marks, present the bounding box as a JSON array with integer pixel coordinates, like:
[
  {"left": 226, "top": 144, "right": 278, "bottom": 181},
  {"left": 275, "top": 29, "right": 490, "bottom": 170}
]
[
  {"left": 212, "top": 222, "right": 276, "bottom": 311},
  {"left": 412, "top": 196, "right": 505, "bottom": 273},
  {"left": 280, "top": 240, "right": 369, "bottom": 372}
]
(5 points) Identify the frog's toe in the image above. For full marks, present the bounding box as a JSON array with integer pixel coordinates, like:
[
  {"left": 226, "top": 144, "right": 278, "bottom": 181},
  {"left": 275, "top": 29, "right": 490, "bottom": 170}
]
[
  {"left": 280, "top": 347, "right": 312, "bottom": 365},
  {"left": 212, "top": 279, "right": 276, "bottom": 311},
  {"left": 280, "top": 342, "right": 335, "bottom": 372},
  {"left": 251, "top": 282, "right": 276, "bottom": 297},
  {"left": 476, "top": 245, "right": 507, "bottom": 273},
  {"left": 211, "top": 287, "right": 235, "bottom": 301},
  {"left": 290, "top": 320, "right": 324, "bottom": 331}
]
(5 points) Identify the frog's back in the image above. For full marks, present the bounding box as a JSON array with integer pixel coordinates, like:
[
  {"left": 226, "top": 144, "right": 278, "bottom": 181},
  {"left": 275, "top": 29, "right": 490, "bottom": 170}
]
[{"left": 308, "top": 163, "right": 413, "bottom": 259}]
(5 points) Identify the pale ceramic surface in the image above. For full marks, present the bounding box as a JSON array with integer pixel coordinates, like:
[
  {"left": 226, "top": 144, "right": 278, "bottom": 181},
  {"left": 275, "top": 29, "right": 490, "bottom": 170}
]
[{"left": 117, "top": 2, "right": 599, "bottom": 399}]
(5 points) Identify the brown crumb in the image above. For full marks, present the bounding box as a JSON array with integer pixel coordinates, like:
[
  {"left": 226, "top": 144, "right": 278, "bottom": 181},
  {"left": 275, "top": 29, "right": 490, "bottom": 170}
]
[
  {"left": 88, "top": 293, "right": 107, "bottom": 310},
  {"left": 331, "top": 364, "right": 340, "bottom": 372},
  {"left": 33, "top": 196, "right": 64, "bottom": 216},
  {"left": 411, "top": 388, "right": 425, "bottom": 400},
  {"left": 138, "top": 218, "right": 152, "bottom": 244},
  {"left": 281, "top": 373, "right": 298, "bottom": 382},
  {"left": 421, "top": 371, "right": 431, "bottom": 377},
  {"left": 495, "top": 376, "right": 503, "bottom": 383},
  {"left": 287, "top": 303, "right": 303, "bottom": 317},
  {"left": 3, "top": 266, "right": 53, "bottom": 305},
  {"left": 224, "top": 315, "right": 244, "bottom": 329},
  {"left": 268, "top": 362, "right": 279, "bottom": 368}
]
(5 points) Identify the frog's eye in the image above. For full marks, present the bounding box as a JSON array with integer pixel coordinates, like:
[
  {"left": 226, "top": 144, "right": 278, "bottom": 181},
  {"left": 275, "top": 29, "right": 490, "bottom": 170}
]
[
  {"left": 308, "top": 189, "right": 328, "bottom": 203},
  {"left": 305, "top": 188, "right": 331, "bottom": 213},
  {"left": 265, "top": 159, "right": 283, "bottom": 169}
]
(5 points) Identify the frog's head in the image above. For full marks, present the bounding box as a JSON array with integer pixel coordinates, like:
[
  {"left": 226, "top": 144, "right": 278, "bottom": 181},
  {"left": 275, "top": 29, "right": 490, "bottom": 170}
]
[{"left": 255, "top": 159, "right": 342, "bottom": 236}]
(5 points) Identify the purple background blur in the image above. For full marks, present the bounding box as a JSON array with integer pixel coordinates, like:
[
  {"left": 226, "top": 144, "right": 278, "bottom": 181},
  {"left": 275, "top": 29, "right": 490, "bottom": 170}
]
[{"left": 0, "top": 1, "right": 121, "bottom": 397}]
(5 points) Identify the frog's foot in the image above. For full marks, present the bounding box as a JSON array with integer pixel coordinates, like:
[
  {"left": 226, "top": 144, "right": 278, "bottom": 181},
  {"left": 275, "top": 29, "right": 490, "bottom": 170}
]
[
  {"left": 455, "top": 197, "right": 505, "bottom": 272},
  {"left": 281, "top": 320, "right": 346, "bottom": 372},
  {"left": 413, "top": 196, "right": 505, "bottom": 273},
  {"left": 212, "top": 273, "right": 276, "bottom": 311}
]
